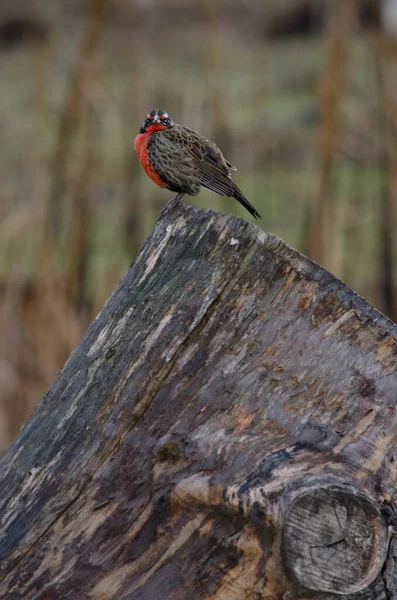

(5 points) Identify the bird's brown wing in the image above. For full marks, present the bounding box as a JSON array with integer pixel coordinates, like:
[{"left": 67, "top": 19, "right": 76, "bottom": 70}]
[
  {"left": 169, "top": 126, "right": 261, "bottom": 219},
  {"left": 154, "top": 126, "right": 261, "bottom": 219},
  {"left": 174, "top": 125, "right": 234, "bottom": 174},
  {"left": 194, "top": 159, "right": 237, "bottom": 197},
  {"left": 157, "top": 125, "right": 238, "bottom": 197}
]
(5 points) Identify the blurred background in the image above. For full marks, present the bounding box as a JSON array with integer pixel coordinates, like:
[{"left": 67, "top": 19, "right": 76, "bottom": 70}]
[{"left": 0, "top": 0, "right": 395, "bottom": 450}]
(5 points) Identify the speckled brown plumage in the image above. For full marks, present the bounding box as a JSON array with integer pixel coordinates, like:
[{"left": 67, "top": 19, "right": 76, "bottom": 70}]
[{"left": 134, "top": 109, "right": 261, "bottom": 219}]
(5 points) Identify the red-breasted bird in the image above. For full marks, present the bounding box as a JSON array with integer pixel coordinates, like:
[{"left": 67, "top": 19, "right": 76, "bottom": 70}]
[{"left": 134, "top": 109, "right": 261, "bottom": 219}]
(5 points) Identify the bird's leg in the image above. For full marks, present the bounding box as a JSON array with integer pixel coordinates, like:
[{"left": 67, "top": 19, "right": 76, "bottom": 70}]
[{"left": 159, "top": 193, "right": 184, "bottom": 219}]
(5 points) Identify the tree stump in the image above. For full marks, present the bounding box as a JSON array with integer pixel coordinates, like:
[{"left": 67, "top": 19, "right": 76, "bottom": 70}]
[{"left": 0, "top": 202, "right": 396, "bottom": 600}]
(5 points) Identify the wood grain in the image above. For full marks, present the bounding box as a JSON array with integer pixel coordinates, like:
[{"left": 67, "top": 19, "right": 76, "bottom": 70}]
[{"left": 0, "top": 202, "right": 396, "bottom": 599}]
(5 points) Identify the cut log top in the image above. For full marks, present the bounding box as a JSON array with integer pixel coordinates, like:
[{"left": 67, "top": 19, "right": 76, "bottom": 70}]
[{"left": 0, "top": 202, "right": 396, "bottom": 599}]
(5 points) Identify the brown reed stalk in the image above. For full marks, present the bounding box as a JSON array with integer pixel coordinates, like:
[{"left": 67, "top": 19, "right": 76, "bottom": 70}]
[
  {"left": 308, "top": 0, "right": 357, "bottom": 266},
  {"left": 46, "top": 0, "right": 107, "bottom": 252},
  {"left": 373, "top": 33, "right": 397, "bottom": 321},
  {"left": 0, "top": 27, "right": 54, "bottom": 450},
  {"left": 63, "top": 100, "right": 93, "bottom": 313}
]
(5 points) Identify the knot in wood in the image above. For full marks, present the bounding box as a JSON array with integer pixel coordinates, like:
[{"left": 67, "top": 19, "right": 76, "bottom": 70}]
[{"left": 281, "top": 485, "right": 388, "bottom": 594}]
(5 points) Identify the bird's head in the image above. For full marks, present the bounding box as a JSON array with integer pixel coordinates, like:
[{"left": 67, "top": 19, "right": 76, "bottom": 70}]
[{"left": 139, "top": 109, "right": 175, "bottom": 134}]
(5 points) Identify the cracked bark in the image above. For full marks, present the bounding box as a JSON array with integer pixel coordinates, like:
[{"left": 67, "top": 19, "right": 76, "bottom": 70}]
[{"left": 0, "top": 203, "right": 397, "bottom": 600}]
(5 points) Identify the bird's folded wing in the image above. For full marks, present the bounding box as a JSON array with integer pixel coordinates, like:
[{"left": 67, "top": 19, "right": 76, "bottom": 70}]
[
  {"left": 194, "top": 160, "right": 235, "bottom": 198},
  {"left": 155, "top": 130, "right": 236, "bottom": 196}
]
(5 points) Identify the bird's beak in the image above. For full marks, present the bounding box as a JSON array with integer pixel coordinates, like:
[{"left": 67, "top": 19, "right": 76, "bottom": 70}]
[{"left": 152, "top": 114, "right": 160, "bottom": 123}]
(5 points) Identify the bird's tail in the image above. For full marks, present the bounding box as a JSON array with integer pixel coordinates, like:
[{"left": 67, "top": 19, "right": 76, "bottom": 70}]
[{"left": 232, "top": 184, "right": 261, "bottom": 220}]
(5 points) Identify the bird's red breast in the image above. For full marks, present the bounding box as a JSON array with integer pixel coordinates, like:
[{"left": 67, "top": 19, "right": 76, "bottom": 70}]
[{"left": 134, "top": 127, "right": 170, "bottom": 189}]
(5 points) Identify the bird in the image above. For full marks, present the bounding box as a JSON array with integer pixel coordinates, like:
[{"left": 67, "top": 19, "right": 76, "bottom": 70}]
[{"left": 134, "top": 109, "right": 261, "bottom": 219}]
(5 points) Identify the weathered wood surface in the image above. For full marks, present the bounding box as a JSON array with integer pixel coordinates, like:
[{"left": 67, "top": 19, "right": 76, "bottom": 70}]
[{"left": 0, "top": 202, "right": 397, "bottom": 600}]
